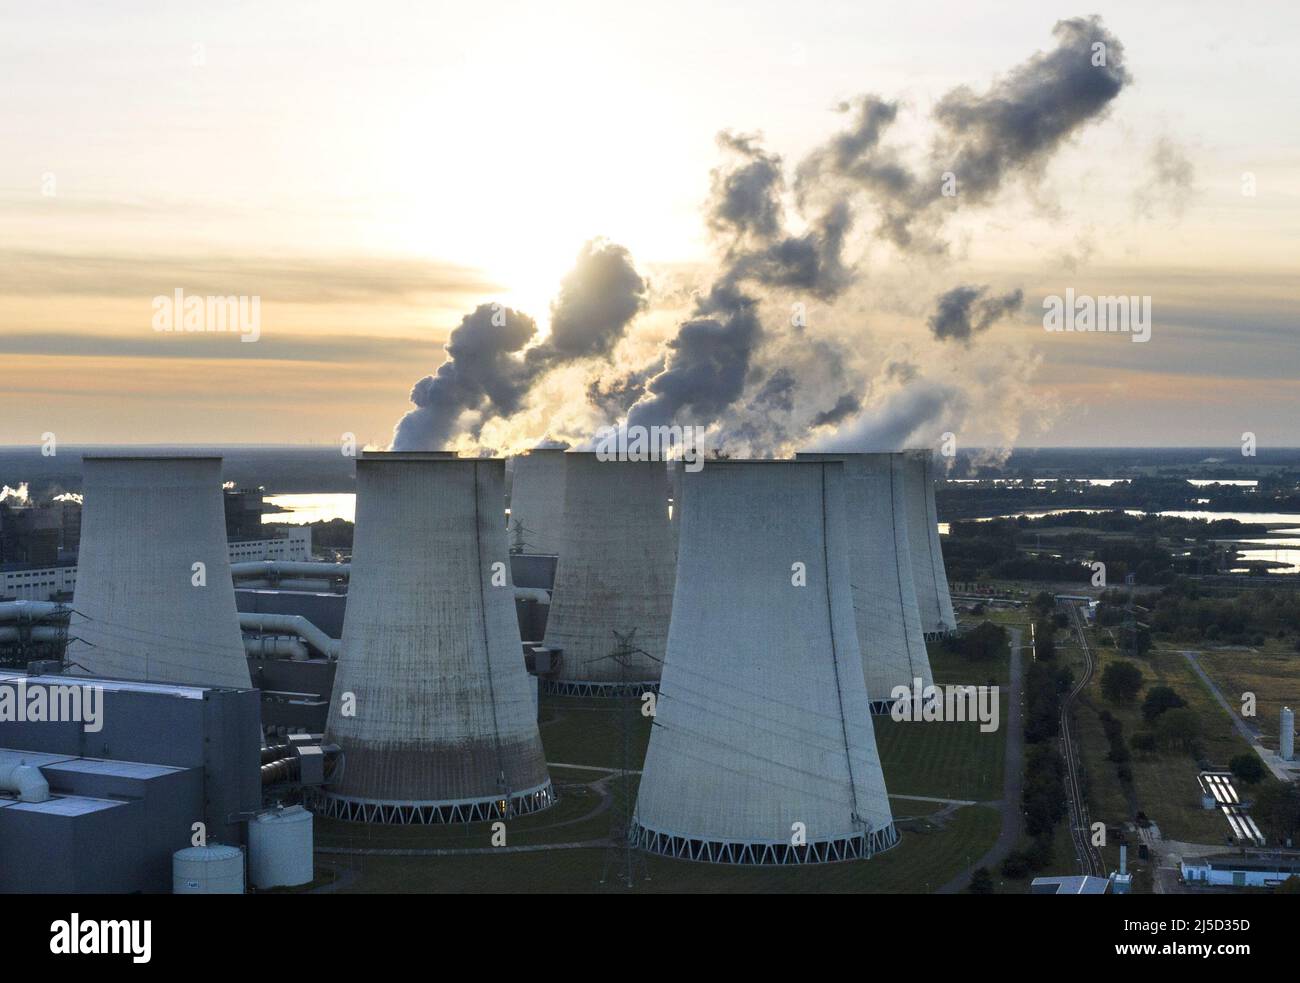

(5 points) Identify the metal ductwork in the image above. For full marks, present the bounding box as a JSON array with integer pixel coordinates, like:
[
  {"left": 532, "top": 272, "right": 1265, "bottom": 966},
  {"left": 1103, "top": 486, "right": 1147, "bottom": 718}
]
[
  {"left": 0, "top": 750, "right": 51, "bottom": 803},
  {"left": 238, "top": 613, "right": 340, "bottom": 658}
]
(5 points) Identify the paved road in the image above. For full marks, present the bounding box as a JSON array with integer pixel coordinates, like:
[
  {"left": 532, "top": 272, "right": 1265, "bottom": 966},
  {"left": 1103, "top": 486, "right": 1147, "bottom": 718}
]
[{"left": 937, "top": 627, "right": 1024, "bottom": 894}]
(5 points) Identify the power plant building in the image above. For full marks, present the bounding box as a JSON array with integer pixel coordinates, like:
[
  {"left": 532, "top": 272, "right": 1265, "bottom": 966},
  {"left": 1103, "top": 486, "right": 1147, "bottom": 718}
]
[
  {"left": 798, "top": 452, "right": 933, "bottom": 707},
  {"left": 631, "top": 460, "right": 897, "bottom": 864},
  {"left": 540, "top": 453, "right": 675, "bottom": 695},
  {"left": 322, "top": 455, "right": 553, "bottom": 823},
  {"left": 66, "top": 456, "right": 252, "bottom": 689},
  {"left": 901, "top": 450, "right": 957, "bottom": 638}
]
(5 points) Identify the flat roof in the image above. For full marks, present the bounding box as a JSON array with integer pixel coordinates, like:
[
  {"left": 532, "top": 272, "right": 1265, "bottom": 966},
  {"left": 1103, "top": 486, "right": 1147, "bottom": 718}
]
[
  {"left": 42, "top": 757, "right": 187, "bottom": 780},
  {"left": 0, "top": 672, "right": 212, "bottom": 698},
  {"left": 2, "top": 795, "right": 131, "bottom": 816},
  {"left": 1030, "top": 875, "right": 1111, "bottom": 894}
]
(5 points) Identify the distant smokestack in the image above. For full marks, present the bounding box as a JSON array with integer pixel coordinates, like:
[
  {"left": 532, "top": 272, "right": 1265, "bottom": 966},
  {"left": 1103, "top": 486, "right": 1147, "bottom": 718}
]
[
  {"left": 901, "top": 450, "right": 957, "bottom": 637},
  {"left": 798, "top": 451, "right": 934, "bottom": 707},
  {"left": 68, "top": 456, "right": 250, "bottom": 689},
  {"left": 322, "top": 455, "right": 553, "bottom": 823},
  {"left": 632, "top": 460, "right": 896, "bottom": 863},
  {"left": 507, "top": 448, "right": 567, "bottom": 555},
  {"left": 541, "top": 453, "right": 675, "bottom": 695}
]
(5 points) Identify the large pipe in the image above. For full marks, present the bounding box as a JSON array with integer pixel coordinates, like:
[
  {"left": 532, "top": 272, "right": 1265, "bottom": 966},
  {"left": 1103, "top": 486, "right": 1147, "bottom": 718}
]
[
  {"left": 0, "top": 750, "right": 51, "bottom": 803},
  {"left": 243, "top": 636, "right": 309, "bottom": 660},
  {"left": 238, "top": 613, "right": 340, "bottom": 658},
  {"left": 0, "top": 626, "right": 65, "bottom": 644},
  {"left": 0, "top": 601, "right": 67, "bottom": 622},
  {"left": 230, "top": 561, "right": 350, "bottom": 579}
]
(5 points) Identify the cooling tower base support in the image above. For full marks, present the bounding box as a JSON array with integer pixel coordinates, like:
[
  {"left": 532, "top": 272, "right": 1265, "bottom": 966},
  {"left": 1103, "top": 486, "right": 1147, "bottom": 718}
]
[
  {"left": 313, "top": 781, "right": 556, "bottom": 825},
  {"left": 542, "top": 679, "right": 661, "bottom": 699},
  {"left": 628, "top": 821, "right": 899, "bottom": 866},
  {"left": 923, "top": 629, "right": 957, "bottom": 641}
]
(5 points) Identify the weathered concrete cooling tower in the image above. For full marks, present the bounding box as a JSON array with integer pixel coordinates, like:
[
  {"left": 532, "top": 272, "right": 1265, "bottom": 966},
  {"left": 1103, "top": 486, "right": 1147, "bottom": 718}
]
[
  {"left": 541, "top": 453, "right": 675, "bottom": 696},
  {"left": 68, "top": 456, "right": 251, "bottom": 689},
  {"left": 507, "top": 448, "right": 566, "bottom": 555},
  {"left": 798, "top": 452, "right": 933, "bottom": 708},
  {"left": 631, "top": 460, "right": 897, "bottom": 864},
  {"left": 901, "top": 450, "right": 957, "bottom": 638},
  {"left": 322, "top": 455, "right": 553, "bottom": 823}
]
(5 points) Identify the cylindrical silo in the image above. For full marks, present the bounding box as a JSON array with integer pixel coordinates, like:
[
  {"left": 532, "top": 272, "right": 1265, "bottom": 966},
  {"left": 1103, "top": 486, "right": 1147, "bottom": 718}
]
[
  {"left": 900, "top": 450, "right": 957, "bottom": 638},
  {"left": 798, "top": 452, "right": 934, "bottom": 708},
  {"left": 631, "top": 460, "right": 897, "bottom": 864},
  {"left": 1282, "top": 707, "right": 1295, "bottom": 761},
  {"left": 322, "top": 455, "right": 554, "bottom": 823},
  {"left": 507, "top": 447, "right": 567, "bottom": 555},
  {"left": 173, "top": 844, "right": 245, "bottom": 894},
  {"left": 68, "top": 456, "right": 251, "bottom": 689},
  {"left": 249, "top": 805, "right": 314, "bottom": 889},
  {"left": 541, "top": 453, "right": 675, "bottom": 695}
]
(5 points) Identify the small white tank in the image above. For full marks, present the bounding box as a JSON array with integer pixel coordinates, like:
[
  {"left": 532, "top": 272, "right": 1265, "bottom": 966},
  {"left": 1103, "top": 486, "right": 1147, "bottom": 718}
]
[
  {"left": 248, "top": 805, "right": 314, "bottom": 889},
  {"left": 1282, "top": 707, "right": 1295, "bottom": 761},
  {"left": 173, "top": 844, "right": 245, "bottom": 894}
]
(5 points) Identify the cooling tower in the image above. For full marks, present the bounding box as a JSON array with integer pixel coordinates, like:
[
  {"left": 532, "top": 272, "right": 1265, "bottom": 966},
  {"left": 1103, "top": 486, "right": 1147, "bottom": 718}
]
[
  {"left": 901, "top": 450, "right": 957, "bottom": 638},
  {"left": 631, "top": 460, "right": 897, "bottom": 864},
  {"left": 322, "top": 455, "right": 553, "bottom": 823},
  {"left": 540, "top": 453, "right": 675, "bottom": 696},
  {"left": 508, "top": 448, "right": 566, "bottom": 555},
  {"left": 68, "top": 456, "right": 251, "bottom": 689},
  {"left": 798, "top": 452, "right": 934, "bottom": 708}
]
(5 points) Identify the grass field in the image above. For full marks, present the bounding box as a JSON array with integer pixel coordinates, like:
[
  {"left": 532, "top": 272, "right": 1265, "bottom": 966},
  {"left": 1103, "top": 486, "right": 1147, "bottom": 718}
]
[
  {"left": 1076, "top": 635, "right": 1258, "bottom": 844},
  {"left": 317, "top": 802, "right": 1003, "bottom": 894},
  {"left": 312, "top": 645, "right": 1010, "bottom": 893},
  {"left": 1195, "top": 647, "right": 1300, "bottom": 751}
]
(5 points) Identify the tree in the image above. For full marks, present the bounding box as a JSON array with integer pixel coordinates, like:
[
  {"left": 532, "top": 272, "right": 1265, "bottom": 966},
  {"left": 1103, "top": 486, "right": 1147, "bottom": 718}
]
[
  {"left": 1101, "top": 661, "right": 1143, "bottom": 704},
  {"left": 1229, "top": 754, "right": 1267, "bottom": 785},
  {"left": 1131, "top": 732, "right": 1157, "bottom": 753},
  {"left": 968, "top": 867, "right": 994, "bottom": 895},
  {"left": 1155, "top": 707, "right": 1200, "bottom": 751},
  {"left": 1141, "top": 686, "right": 1187, "bottom": 723}
]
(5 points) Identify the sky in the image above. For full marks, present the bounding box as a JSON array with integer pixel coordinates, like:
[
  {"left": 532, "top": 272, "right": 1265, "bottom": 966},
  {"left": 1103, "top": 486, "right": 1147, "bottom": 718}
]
[{"left": 1, "top": 0, "right": 1297, "bottom": 451}]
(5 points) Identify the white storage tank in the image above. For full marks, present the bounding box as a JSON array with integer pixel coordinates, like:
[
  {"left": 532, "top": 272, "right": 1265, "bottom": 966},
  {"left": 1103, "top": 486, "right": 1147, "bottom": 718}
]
[
  {"left": 249, "top": 805, "right": 314, "bottom": 889},
  {"left": 1282, "top": 707, "right": 1295, "bottom": 761},
  {"left": 173, "top": 844, "right": 245, "bottom": 894}
]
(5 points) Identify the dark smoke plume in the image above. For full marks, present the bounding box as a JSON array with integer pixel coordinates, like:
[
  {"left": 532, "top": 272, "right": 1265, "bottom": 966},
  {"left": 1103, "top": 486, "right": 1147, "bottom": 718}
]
[
  {"left": 392, "top": 239, "right": 646, "bottom": 449},
  {"left": 927, "top": 285, "right": 1024, "bottom": 343}
]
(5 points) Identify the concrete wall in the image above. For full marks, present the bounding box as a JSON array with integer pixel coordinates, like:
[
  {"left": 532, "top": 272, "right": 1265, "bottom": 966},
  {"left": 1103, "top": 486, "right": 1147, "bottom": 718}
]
[
  {"left": 542, "top": 454, "right": 675, "bottom": 684},
  {"left": 68, "top": 456, "right": 251, "bottom": 688},
  {"left": 633, "top": 460, "right": 894, "bottom": 851},
  {"left": 325, "top": 457, "right": 550, "bottom": 808}
]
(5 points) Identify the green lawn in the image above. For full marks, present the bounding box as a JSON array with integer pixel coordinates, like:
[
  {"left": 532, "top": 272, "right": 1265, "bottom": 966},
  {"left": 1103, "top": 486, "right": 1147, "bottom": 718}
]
[{"left": 316, "top": 802, "right": 1002, "bottom": 894}]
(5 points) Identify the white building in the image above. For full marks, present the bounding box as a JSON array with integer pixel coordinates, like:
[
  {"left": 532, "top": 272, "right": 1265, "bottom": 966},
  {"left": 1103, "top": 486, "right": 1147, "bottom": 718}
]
[{"left": 1181, "top": 853, "right": 1300, "bottom": 888}]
